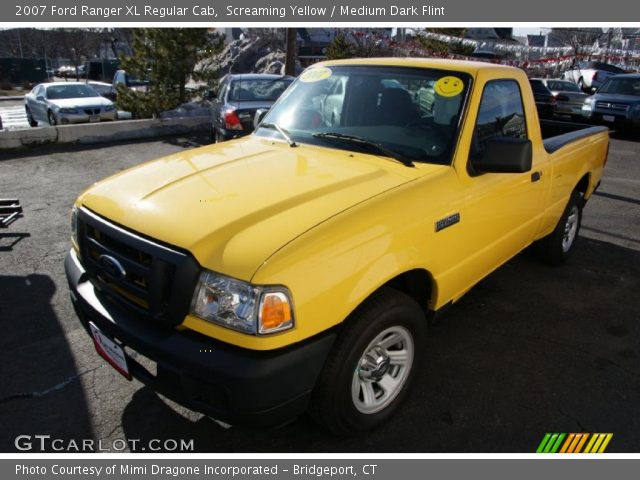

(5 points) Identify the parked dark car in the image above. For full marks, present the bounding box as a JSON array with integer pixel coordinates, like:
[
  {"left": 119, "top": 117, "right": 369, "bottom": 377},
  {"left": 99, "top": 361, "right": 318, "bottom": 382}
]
[
  {"left": 529, "top": 79, "right": 556, "bottom": 118},
  {"left": 582, "top": 74, "right": 640, "bottom": 130},
  {"left": 209, "top": 74, "right": 294, "bottom": 142},
  {"left": 103, "top": 69, "right": 149, "bottom": 101},
  {"left": 536, "top": 78, "right": 588, "bottom": 121}
]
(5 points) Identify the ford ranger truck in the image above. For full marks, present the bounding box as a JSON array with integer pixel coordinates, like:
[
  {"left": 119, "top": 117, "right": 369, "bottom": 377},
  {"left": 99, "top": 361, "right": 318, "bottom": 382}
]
[{"left": 65, "top": 59, "right": 609, "bottom": 435}]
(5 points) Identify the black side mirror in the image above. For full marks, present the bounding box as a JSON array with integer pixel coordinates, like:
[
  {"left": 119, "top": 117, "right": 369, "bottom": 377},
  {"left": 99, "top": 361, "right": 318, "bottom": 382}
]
[
  {"left": 253, "top": 108, "right": 270, "bottom": 129},
  {"left": 470, "top": 137, "right": 532, "bottom": 175},
  {"left": 204, "top": 89, "right": 216, "bottom": 101},
  {"left": 36, "top": 95, "right": 45, "bottom": 102}
]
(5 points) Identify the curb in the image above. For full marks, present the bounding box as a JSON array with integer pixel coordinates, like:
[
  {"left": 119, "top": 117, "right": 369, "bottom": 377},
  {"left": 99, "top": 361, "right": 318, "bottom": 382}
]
[
  {"left": 0, "top": 116, "right": 211, "bottom": 150},
  {"left": 0, "top": 96, "right": 24, "bottom": 101}
]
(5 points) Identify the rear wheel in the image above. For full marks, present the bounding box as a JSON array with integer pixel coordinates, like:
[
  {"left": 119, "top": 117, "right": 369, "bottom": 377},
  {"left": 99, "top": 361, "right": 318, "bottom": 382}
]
[
  {"left": 537, "top": 190, "right": 583, "bottom": 265},
  {"left": 578, "top": 78, "right": 586, "bottom": 92},
  {"left": 310, "top": 287, "right": 426, "bottom": 435}
]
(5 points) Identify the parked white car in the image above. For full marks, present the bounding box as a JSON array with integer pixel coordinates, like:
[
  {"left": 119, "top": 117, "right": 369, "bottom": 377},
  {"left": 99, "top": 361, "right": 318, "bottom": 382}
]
[
  {"left": 562, "top": 61, "right": 626, "bottom": 93},
  {"left": 24, "top": 82, "right": 117, "bottom": 127}
]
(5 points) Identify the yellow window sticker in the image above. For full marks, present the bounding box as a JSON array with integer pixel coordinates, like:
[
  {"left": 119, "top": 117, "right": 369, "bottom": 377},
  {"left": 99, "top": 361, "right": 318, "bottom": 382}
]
[
  {"left": 434, "top": 76, "right": 464, "bottom": 97},
  {"left": 300, "top": 67, "right": 332, "bottom": 83}
]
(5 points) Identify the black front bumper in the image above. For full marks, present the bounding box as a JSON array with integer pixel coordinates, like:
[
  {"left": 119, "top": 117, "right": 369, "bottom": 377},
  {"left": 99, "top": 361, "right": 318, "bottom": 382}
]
[{"left": 65, "top": 250, "right": 335, "bottom": 427}]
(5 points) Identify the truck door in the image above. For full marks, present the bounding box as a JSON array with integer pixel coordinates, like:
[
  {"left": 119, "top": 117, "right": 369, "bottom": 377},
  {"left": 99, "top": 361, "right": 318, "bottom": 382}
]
[{"left": 449, "top": 79, "right": 549, "bottom": 298}]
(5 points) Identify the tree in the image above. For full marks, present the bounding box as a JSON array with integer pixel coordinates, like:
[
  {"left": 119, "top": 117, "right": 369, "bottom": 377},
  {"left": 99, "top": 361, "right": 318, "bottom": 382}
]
[
  {"left": 326, "top": 32, "right": 354, "bottom": 60},
  {"left": 117, "top": 28, "right": 223, "bottom": 118},
  {"left": 549, "top": 28, "right": 604, "bottom": 57}
]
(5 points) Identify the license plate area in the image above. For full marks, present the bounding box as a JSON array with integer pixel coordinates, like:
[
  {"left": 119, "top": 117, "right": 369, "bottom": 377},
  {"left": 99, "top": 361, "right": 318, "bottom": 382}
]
[
  {"left": 603, "top": 115, "right": 616, "bottom": 122},
  {"left": 89, "top": 322, "right": 131, "bottom": 380},
  {"left": 89, "top": 115, "right": 100, "bottom": 122}
]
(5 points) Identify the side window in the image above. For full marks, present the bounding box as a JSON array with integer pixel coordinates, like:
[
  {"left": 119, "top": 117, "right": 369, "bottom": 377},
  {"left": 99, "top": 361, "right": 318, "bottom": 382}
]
[
  {"left": 114, "top": 71, "right": 125, "bottom": 86},
  {"left": 473, "top": 80, "right": 527, "bottom": 158}
]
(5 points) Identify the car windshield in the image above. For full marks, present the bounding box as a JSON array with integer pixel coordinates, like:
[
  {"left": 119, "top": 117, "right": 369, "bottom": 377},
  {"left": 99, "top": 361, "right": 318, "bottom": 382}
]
[
  {"left": 256, "top": 65, "right": 472, "bottom": 165},
  {"left": 546, "top": 80, "right": 581, "bottom": 92},
  {"left": 529, "top": 80, "right": 552, "bottom": 94},
  {"left": 598, "top": 77, "right": 640, "bottom": 96},
  {"left": 228, "top": 78, "right": 293, "bottom": 102},
  {"left": 46, "top": 84, "right": 100, "bottom": 99}
]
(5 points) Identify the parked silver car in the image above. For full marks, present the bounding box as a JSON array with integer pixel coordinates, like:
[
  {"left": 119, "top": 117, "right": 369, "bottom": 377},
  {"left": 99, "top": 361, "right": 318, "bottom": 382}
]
[
  {"left": 535, "top": 78, "right": 588, "bottom": 120},
  {"left": 24, "top": 82, "right": 117, "bottom": 127},
  {"left": 563, "top": 61, "right": 626, "bottom": 93}
]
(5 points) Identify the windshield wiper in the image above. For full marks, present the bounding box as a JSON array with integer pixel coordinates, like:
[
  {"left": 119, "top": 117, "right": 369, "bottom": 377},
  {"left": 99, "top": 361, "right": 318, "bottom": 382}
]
[
  {"left": 260, "top": 122, "right": 297, "bottom": 148},
  {"left": 312, "top": 132, "right": 414, "bottom": 168}
]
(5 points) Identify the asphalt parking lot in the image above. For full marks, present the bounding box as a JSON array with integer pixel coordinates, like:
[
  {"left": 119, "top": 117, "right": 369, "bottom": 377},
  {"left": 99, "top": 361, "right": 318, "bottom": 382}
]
[{"left": 0, "top": 133, "right": 639, "bottom": 453}]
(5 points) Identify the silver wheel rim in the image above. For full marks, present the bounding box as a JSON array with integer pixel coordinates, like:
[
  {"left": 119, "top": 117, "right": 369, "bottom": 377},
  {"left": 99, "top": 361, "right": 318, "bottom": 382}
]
[
  {"left": 351, "top": 326, "right": 414, "bottom": 414},
  {"left": 562, "top": 206, "right": 579, "bottom": 253}
]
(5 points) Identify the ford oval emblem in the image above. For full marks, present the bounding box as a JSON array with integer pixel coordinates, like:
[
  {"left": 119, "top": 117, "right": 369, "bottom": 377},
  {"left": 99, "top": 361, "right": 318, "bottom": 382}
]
[{"left": 98, "top": 255, "right": 127, "bottom": 280}]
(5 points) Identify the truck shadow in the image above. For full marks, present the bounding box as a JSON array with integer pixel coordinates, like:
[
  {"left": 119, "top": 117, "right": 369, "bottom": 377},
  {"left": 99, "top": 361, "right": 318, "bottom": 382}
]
[
  {"left": 120, "top": 236, "right": 640, "bottom": 452},
  {"left": 0, "top": 274, "right": 94, "bottom": 452}
]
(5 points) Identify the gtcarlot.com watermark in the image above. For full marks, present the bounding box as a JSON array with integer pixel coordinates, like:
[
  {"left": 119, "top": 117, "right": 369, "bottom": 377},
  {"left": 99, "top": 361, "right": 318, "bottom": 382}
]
[{"left": 15, "top": 435, "right": 194, "bottom": 452}]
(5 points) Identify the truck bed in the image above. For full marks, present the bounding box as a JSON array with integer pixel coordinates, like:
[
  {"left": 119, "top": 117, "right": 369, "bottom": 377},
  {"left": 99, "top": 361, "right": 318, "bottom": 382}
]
[{"left": 541, "top": 119, "right": 609, "bottom": 153}]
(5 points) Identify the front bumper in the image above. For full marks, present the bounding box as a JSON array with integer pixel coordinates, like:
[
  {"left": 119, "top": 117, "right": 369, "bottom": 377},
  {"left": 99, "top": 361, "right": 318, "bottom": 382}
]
[
  {"left": 65, "top": 249, "right": 335, "bottom": 427},
  {"left": 57, "top": 110, "right": 117, "bottom": 125}
]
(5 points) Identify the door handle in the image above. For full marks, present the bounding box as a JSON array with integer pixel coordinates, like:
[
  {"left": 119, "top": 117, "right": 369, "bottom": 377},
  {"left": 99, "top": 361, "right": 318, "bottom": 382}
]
[{"left": 531, "top": 171, "right": 542, "bottom": 182}]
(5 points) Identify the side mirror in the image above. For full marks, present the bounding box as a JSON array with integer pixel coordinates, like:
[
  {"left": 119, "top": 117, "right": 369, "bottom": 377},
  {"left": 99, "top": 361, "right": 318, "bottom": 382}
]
[
  {"left": 204, "top": 89, "right": 216, "bottom": 101},
  {"left": 470, "top": 137, "right": 532, "bottom": 175},
  {"left": 253, "top": 108, "right": 270, "bottom": 129},
  {"left": 36, "top": 95, "right": 45, "bottom": 102}
]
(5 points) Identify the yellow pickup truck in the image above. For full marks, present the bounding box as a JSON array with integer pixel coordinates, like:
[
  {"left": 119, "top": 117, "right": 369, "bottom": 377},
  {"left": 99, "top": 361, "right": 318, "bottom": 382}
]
[{"left": 65, "top": 58, "right": 609, "bottom": 435}]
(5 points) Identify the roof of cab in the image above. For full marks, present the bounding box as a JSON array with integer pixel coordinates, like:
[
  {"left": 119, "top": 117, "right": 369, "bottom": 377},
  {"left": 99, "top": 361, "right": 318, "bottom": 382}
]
[{"left": 313, "top": 57, "right": 522, "bottom": 76}]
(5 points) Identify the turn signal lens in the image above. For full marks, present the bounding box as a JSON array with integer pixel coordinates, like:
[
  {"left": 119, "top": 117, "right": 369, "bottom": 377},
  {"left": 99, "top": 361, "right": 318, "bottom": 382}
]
[{"left": 259, "top": 292, "right": 293, "bottom": 334}]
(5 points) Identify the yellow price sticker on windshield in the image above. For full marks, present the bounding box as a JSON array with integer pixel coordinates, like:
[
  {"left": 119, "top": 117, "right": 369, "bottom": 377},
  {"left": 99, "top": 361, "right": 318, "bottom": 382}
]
[
  {"left": 300, "top": 67, "right": 332, "bottom": 83},
  {"left": 434, "top": 76, "right": 464, "bottom": 97}
]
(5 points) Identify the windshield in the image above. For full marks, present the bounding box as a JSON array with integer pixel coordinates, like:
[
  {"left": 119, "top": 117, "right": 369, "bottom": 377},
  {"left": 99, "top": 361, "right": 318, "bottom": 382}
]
[
  {"left": 228, "top": 78, "right": 293, "bottom": 102},
  {"left": 256, "top": 65, "right": 472, "bottom": 165},
  {"left": 598, "top": 77, "right": 640, "bottom": 96},
  {"left": 546, "top": 80, "right": 581, "bottom": 92},
  {"left": 46, "top": 84, "right": 100, "bottom": 100}
]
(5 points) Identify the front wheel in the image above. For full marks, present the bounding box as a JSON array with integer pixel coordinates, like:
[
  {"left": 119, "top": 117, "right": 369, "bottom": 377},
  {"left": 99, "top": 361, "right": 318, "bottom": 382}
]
[
  {"left": 25, "top": 107, "right": 38, "bottom": 127},
  {"left": 537, "top": 190, "right": 583, "bottom": 265},
  {"left": 47, "top": 110, "right": 57, "bottom": 126},
  {"left": 310, "top": 287, "right": 426, "bottom": 435}
]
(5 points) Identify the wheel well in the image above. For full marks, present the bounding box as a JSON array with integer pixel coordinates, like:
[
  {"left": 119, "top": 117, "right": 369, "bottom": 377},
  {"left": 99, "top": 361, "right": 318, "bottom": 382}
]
[
  {"left": 575, "top": 173, "right": 590, "bottom": 196},
  {"left": 383, "top": 269, "right": 433, "bottom": 316}
]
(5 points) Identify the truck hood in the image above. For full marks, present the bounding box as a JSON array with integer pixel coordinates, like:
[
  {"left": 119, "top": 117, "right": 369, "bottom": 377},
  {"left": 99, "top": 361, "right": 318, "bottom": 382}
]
[{"left": 79, "top": 136, "right": 431, "bottom": 280}]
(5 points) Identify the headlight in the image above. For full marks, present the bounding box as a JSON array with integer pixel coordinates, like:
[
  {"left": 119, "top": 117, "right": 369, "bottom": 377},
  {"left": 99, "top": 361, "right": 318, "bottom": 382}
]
[
  {"left": 59, "top": 107, "right": 78, "bottom": 114},
  {"left": 105, "top": 104, "right": 116, "bottom": 112},
  {"left": 632, "top": 104, "right": 640, "bottom": 113},
  {"left": 70, "top": 206, "right": 79, "bottom": 246},
  {"left": 191, "top": 270, "right": 294, "bottom": 335}
]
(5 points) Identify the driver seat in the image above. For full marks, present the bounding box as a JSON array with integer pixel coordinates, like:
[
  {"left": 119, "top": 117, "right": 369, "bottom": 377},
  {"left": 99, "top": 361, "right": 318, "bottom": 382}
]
[{"left": 377, "top": 88, "right": 420, "bottom": 125}]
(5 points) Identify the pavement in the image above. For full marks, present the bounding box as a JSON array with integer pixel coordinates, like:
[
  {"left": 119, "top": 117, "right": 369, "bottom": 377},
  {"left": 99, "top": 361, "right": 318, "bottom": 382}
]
[{"left": 0, "top": 134, "right": 639, "bottom": 453}]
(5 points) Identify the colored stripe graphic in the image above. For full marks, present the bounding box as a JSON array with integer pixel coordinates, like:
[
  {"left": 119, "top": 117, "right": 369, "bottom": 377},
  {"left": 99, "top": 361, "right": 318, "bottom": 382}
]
[{"left": 537, "top": 433, "right": 613, "bottom": 453}]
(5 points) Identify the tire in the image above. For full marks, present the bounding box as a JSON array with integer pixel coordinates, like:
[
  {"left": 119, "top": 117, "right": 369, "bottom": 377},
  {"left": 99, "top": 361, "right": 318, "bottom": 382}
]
[
  {"left": 310, "top": 287, "right": 426, "bottom": 435},
  {"left": 578, "top": 78, "right": 586, "bottom": 93},
  {"left": 537, "top": 190, "right": 583, "bottom": 265},
  {"left": 47, "top": 110, "right": 57, "bottom": 126},
  {"left": 25, "top": 107, "right": 37, "bottom": 127}
]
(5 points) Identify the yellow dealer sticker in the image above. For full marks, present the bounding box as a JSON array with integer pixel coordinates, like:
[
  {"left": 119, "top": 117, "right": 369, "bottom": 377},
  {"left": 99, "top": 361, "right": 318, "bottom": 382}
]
[
  {"left": 300, "top": 67, "right": 332, "bottom": 83},
  {"left": 434, "top": 76, "right": 464, "bottom": 97}
]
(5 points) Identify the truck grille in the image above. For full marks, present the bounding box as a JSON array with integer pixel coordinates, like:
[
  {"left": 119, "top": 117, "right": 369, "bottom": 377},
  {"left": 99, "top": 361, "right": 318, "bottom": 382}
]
[
  {"left": 595, "top": 102, "right": 629, "bottom": 111},
  {"left": 77, "top": 208, "right": 200, "bottom": 327}
]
